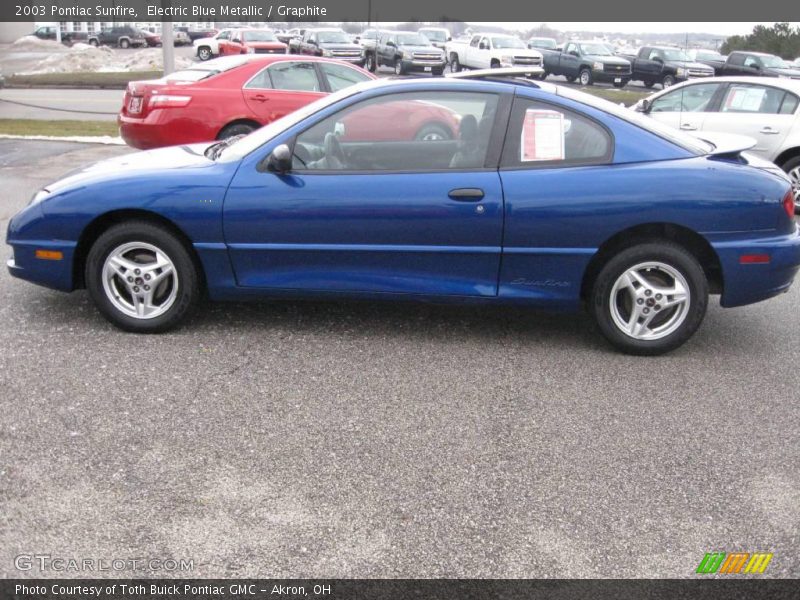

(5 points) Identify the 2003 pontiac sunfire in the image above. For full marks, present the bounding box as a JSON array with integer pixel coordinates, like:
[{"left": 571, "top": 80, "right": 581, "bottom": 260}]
[{"left": 6, "top": 69, "right": 800, "bottom": 354}]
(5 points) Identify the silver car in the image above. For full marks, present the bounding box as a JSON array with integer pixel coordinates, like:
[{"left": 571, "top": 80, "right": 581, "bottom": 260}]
[{"left": 634, "top": 76, "right": 800, "bottom": 204}]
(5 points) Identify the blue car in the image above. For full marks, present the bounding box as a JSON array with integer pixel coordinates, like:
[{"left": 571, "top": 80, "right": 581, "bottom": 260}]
[{"left": 7, "top": 70, "right": 800, "bottom": 355}]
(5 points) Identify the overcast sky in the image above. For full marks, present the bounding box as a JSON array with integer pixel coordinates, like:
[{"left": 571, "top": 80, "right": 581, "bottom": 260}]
[{"left": 486, "top": 22, "right": 799, "bottom": 35}]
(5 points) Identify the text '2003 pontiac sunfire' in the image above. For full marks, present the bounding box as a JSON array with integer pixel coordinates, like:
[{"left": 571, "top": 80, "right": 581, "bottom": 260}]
[{"left": 7, "top": 69, "right": 800, "bottom": 355}]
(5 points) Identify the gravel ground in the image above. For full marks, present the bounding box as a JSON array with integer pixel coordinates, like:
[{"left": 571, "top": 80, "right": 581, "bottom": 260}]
[{"left": 0, "top": 140, "right": 798, "bottom": 579}]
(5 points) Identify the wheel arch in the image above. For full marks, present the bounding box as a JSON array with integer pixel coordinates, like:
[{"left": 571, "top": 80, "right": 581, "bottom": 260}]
[
  {"left": 774, "top": 146, "right": 800, "bottom": 170},
  {"left": 73, "top": 209, "right": 206, "bottom": 290},
  {"left": 217, "top": 118, "right": 261, "bottom": 139},
  {"left": 580, "top": 222, "right": 723, "bottom": 301}
]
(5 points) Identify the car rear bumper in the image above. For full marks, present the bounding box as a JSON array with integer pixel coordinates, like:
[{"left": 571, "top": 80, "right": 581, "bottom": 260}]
[
  {"left": 118, "top": 113, "right": 214, "bottom": 150},
  {"left": 716, "top": 227, "right": 800, "bottom": 307}
]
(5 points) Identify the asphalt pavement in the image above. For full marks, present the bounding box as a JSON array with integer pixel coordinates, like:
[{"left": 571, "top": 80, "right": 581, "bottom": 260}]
[{"left": 1, "top": 139, "right": 798, "bottom": 578}]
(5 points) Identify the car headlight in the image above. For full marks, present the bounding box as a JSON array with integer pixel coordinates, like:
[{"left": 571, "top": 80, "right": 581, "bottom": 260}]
[
  {"left": 246, "top": 47, "right": 255, "bottom": 54},
  {"left": 593, "top": 61, "right": 604, "bottom": 70},
  {"left": 321, "top": 48, "right": 332, "bottom": 57},
  {"left": 29, "top": 188, "right": 51, "bottom": 206},
  {"left": 500, "top": 55, "right": 515, "bottom": 64},
  {"left": 676, "top": 67, "right": 686, "bottom": 77}
]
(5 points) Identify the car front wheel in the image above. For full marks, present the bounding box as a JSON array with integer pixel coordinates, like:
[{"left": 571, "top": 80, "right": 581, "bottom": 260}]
[
  {"left": 86, "top": 221, "right": 200, "bottom": 333},
  {"left": 450, "top": 53, "right": 461, "bottom": 72},
  {"left": 579, "top": 68, "right": 593, "bottom": 86},
  {"left": 662, "top": 74, "right": 676, "bottom": 88},
  {"left": 119, "top": 39, "right": 130, "bottom": 49},
  {"left": 781, "top": 155, "right": 800, "bottom": 209},
  {"left": 590, "top": 242, "right": 708, "bottom": 355},
  {"left": 197, "top": 46, "right": 212, "bottom": 61},
  {"left": 394, "top": 58, "right": 406, "bottom": 75}
]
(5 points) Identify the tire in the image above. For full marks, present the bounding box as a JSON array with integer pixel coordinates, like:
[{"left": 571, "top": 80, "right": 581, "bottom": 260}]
[
  {"left": 565, "top": 75, "right": 576, "bottom": 83},
  {"left": 490, "top": 60, "right": 500, "bottom": 69},
  {"left": 450, "top": 53, "right": 461, "bottom": 73},
  {"left": 366, "top": 52, "right": 376, "bottom": 72},
  {"left": 579, "top": 67, "right": 593, "bottom": 86},
  {"left": 540, "top": 71, "right": 548, "bottom": 80},
  {"left": 662, "top": 74, "right": 676, "bottom": 89},
  {"left": 781, "top": 155, "right": 800, "bottom": 210},
  {"left": 217, "top": 122, "right": 257, "bottom": 139},
  {"left": 119, "top": 38, "right": 130, "bottom": 49},
  {"left": 590, "top": 242, "right": 708, "bottom": 356},
  {"left": 197, "top": 46, "right": 212, "bottom": 61},
  {"left": 394, "top": 58, "right": 406, "bottom": 76},
  {"left": 432, "top": 67, "right": 444, "bottom": 77},
  {"left": 643, "top": 80, "right": 655, "bottom": 88},
  {"left": 89, "top": 39, "right": 98, "bottom": 47},
  {"left": 414, "top": 122, "right": 452, "bottom": 142},
  {"left": 85, "top": 221, "right": 200, "bottom": 333}
]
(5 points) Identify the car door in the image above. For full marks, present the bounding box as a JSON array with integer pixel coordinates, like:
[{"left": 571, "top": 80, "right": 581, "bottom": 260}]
[
  {"left": 646, "top": 81, "right": 723, "bottom": 133},
  {"left": 214, "top": 29, "right": 230, "bottom": 53},
  {"left": 242, "top": 61, "right": 327, "bottom": 123},
  {"left": 741, "top": 55, "right": 762, "bottom": 76},
  {"left": 562, "top": 42, "right": 581, "bottom": 77},
  {"left": 223, "top": 89, "right": 509, "bottom": 296},
  {"left": 700, "top": 83, "right": 798, "bottom": 160}
]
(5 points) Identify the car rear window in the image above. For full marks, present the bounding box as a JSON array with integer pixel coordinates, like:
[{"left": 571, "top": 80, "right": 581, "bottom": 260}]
[{"left": 164, "top": 56, "right": 253, "bottom": 82}]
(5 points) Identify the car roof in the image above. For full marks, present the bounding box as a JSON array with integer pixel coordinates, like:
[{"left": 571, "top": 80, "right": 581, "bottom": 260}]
[
  {"left": 650, "top": 75, "right": 800, "bottom": 93},
  {"left": 730, "top": 50, "right": 774, "bottom": 56}
]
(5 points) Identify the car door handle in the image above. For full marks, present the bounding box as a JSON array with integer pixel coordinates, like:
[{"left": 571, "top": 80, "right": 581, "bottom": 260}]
[
  {"left": 759, "top": 127, "right": 780, "bottom": 134},
  {"left": 252, "top": 95, "right": 270, "bottom": 102},
  {"left": 448, "top": 188, "right": 484, "bottom": 201},
  {"left": 679, "top": 123, "right": 697, "bottom": 131}
]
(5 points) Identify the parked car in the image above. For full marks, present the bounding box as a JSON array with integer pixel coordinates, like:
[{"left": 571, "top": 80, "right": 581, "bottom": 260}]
[
  {"left": 141, "top": 30, "right": 161, "bottom": 48},
  {"left": 87, "top": 26, "right": 147, "bottom": 49},
  {"left": 118, "top": 55, "right": 375, "bottom": 149},
  {"left": 14, "top": 69, "right": 799, "bottom": 355},
  {"left": 634, "top": 76, "right": 800, "bottom": 207},
  {"left": 621, "top": 45, "right": 715, "bottom": 88},
  {"left": 718, "top": 51, "right": 800, "bottom": 79},
  {"left": 218, "top": 29, "right": 286, "bottom": 56},
  {"left": 30, "top": 26, "right": 87, "bottom": 45},
  {"left": 687, "top": 49, "right": 727, "bottom": 74},
  {"left": 528, "top": 37, "right": 558, "bottom": 50},
  {"left": 186, "top": 27, "right": 218, "bottom": 42},
  {"left": 193, "top": 28, "right": 238, "bottom": 61},
  {"left": 289, "top": 28, "right": 364, "bottom": 66},
  {"left": 541, "top": 40, "right": 632, "bottom": 87},
  {"left": 417, "top": 27, "right": 451, "bottom": 51},
  {"left": 277, "top": 28, "right": 306, "bottom": 45},
  {"left": 173, "top": 30, "right": 192, "bottom": 46},
  {"left": 446, "top": 33, "right": 543, "bottom": 72},
  {"left": 355, "top": 28, "right": 382, "bottom": 53},
  {"left": 368, "top": 31, "right": 446, "bottom": 75}
]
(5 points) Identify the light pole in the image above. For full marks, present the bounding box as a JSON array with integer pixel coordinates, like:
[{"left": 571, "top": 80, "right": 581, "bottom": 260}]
[{"left": 161, "top": 0, "right": 175, "bottom": 75}]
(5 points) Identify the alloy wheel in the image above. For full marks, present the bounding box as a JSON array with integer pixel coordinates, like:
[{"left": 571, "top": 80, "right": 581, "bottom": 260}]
[{"left": 789, "top": 165, "right": 800, "bottom": 205}]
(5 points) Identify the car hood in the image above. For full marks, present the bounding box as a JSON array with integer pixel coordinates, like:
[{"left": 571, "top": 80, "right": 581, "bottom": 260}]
[
  {"left": 399, "top": 44, "right": 441, "bottom": 53},
  {"left": 670, "top": 61, "right": 714, "bottom": 71},
  {"left": 43, "top": 144, "right": 214, "bottom": 195},
  {"left": 767, "top": 67, "right": 800, "bottom": 77},
  {"left": 247, "top": 41, "right": 285, "bottom": 48},
  {"left": 319, "top": 42, "right": 361, "bottom": 50},
  {"left": 586, "top": 54, "right": 629, "bottom": 65}
]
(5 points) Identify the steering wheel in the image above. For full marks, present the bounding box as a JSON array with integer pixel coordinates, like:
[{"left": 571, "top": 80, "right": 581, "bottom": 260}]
[{"left": 324, "top": 132, "right": 346, "bottom": 169}]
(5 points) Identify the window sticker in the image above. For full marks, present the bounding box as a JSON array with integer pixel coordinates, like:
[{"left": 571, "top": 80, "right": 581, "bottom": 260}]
[
  {"left": 521, "top": 109, "right": 565, "bottom": 162},
  {"left": 724, "top": 87, "right": 765, "bottom": 112}
]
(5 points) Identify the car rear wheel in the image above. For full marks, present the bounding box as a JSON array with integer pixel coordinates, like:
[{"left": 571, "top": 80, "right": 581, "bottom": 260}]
[
  {"left": 662, "top": 74, "right": 676, "bottom": 88},
  {"left": 86, "top": 222, "right": 200, "bottom": 333},
  {"left": 89, "top": 39, "right": 98, "bottom": 47},
  {"left": 643, "top": 79, "right": 655, "bottom": 88},
  {"left": 590, "top": 242, "right": 708, "bottom": 355},
  {"left": 450, "top": 53, "right": 461, "bottom": 72},
  {"left": 218, "top": 122, "right": 257, "bottom": 139},
  {"left": 781, "top": 155, "right": 800, "bottom": 208},
  {"left": 197, "top": 46, "right": 212, "bottom": 61},
  {"left": 579, "top": 68, "right": 593, "bottom": 86},
  {"left": 119, "top": 39, "right": 130, "bottom": 49},
  {"left": 414, "top": 123, "right": 452, "bottom": 142}
]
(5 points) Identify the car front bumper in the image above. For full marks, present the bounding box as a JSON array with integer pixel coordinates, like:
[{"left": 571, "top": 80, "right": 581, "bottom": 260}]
[{"left": 401, "top": 59, "right": 446, "bottom": 72}]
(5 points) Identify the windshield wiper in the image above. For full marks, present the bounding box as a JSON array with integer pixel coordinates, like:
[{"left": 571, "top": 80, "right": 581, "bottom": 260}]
[{"left": 204, "top": 134, "right": 246, "bottom": 161}]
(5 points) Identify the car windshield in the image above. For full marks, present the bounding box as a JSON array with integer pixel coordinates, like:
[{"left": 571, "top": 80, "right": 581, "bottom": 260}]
[
  {"left": 695, "top": 50, "right": 721, "bottom": 60},
  {"left": 530, "top": 38, "right": 556, "bottom": 49},
  {"left": 760, "top": 55, "right": 787, "bottom": 68},
  {"left": 163, "top": 56, "right": 252, "bottom": 82},
  {"left": 555, "top": 85, "right": 714, "bottom": 155},
  {"left": 397, "top": 33, "right": 429, "bottom": 45},
  {"left": 492, "top": 37, "right": 526, "bottom": 49},
  {"left": 218, "top": 80, "right": 376, "bottom": 161},
  {"left": 244, "top": 31, "right": 277, "bottom": 42},
  {"left": 662, "top": 49, "right": 690, "bottom": 61},
  {"left": 420, "top": 30, "right": 447, "bottom": 42},
  {"left": 581, "top": 43, "right": 614, "bottom": 56},
  {"left": 317, "top": 31, "right": 350, "bottom": 43}
]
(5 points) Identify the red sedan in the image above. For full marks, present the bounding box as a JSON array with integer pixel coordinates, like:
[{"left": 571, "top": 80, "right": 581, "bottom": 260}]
[
  {"left": 118, "top": 55, "right": 376, "bottom": 150},
  {"left": 219, "top": 29, "right": 286, "bottom": 56}
]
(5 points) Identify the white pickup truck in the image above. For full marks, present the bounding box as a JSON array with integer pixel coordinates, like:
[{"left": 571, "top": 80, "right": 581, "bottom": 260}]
[
  {"left": 194, "top": 28, "right": 236, "bottom": 61},
  {"left": 446, "top": 34, "right": 543, "bottom": 72}
]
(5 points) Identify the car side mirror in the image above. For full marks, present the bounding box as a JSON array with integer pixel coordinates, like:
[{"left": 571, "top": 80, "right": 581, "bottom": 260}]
[
  {"left": 447, "top": 36, "right": 452, "bottom": 42},
  {"left": 637, "top": 99, "right": 652, "bottom": 113},
  {"left": 569, "top": 50, "right": 579, "bottom": 57},
  {"left": 266, "top": 144, "right": 292, "bottom": 174},
  {"left": 653, "top": 56, "right": 663, "bottom": 63},
  {"left": 754, "top": 64, "right": 762, "bottom": 70}
]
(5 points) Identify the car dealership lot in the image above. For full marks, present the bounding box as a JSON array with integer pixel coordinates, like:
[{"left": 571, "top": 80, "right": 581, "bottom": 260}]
[{"left": 1, "top": 139, "right": 799, "bottom": 578}]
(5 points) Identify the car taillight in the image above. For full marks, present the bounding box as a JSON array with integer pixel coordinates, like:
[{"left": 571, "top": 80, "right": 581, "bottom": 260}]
[
  {"left": 148, "top": 94, "right": 192, "bottom": 109},
  {"left": 784, "top": 189, "right": 796, "bottom": 220}
]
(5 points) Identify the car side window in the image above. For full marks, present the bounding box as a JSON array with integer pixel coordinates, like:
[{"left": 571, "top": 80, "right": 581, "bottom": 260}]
[
  {"left": 291, "top": 91, "right": 500, "bottom": 172},
  {"left": 267, "top": 61, "right": 321, "bottom": 92},
  {"left": 780, "top": 92, "right": 799, "bottom": 115},
  {"left": 648, "top": 49, "right": 662, "bottom": 61},
  {"left": 720, "top": 84, "right": 786, "bottom": 114},
  {"left": 565, "top": 43, "right": 577, "bottom": 55},
  {"left": 218, "top": 31, "right": 230, "bottom": 41},
  {"left": 245, "top": 66, "right": 273, "bottom": 90},
  {"left": 651, "top": 83, "right": 721, "bottom": 113},
  {"left": 501, "top": 98, "right": 613, "bottom": 169},
  {"left": 319, "top": 62, "right": 372, "bottom": 93},
  {"left": 481, "top": 37, "right": 490, "bottom": 49},
  {"left": 470, "top": 36, "right": 480, "bottom": 47},
  {"left": 744, "top": 56, "right": 760, "bottom": 68}
]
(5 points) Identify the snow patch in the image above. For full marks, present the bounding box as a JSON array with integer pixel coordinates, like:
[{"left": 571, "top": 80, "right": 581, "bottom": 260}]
[{"left": 15, "top": 43, "right": 194, "bottom": 74}]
